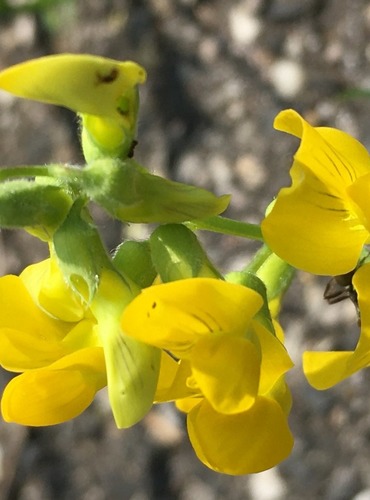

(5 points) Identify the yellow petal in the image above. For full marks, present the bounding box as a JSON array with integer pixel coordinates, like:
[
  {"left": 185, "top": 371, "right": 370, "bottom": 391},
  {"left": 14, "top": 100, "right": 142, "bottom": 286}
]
[
  {"left": 155, "top": 354, "right": 195, "bottom": 402},
  {"left": 266, "top": 377, "right": 292, "bottom": 416},
  {"left": 1, "top": 347, "right": 106, "bottom": 426},
  {"left": 0, "top": 327, "right": 68, "bottom": 371},
  {"left": 347, "top": 172, "right": 370, "bottom": 233},
  {"left": 351, "top": 264, "right": 370, "bottom": 355},
  {"left": 274, "top": 109, "right": 370, "bottom": 187},
  {"left": 21, "top": 258, "right": 86, "bottom": 322},
  {"left": 303, "top": 351, "right": 355, "bottom": 389},
  {"left": 252, "top": 320, "right": 293, "bottom": 395},
  {"left": 262, "top": 109, "right": 370, "bottom": 275},
  {"left": 176, "top": 396, "right": 202, "bottom": 413},
  {"left": 190, "top": 334, "right": 260, "bottom": 414},
  {"left": 0, "top": 275, "right": 72, "bottom": 370},
  {"left": 121, "top": 278, "right": 263, "bottom": 356},
  {"left": 187, "top": 397, "right": 293, "bottom": 474},
  {"left": 0, "top": 54, "right": 146, "bottom": 118},
  {"left": 262, "top": 161, "right": 367, "bottom": 275},
  {"left": 303, "top": 263, "right": 370, "bottom": 389}
]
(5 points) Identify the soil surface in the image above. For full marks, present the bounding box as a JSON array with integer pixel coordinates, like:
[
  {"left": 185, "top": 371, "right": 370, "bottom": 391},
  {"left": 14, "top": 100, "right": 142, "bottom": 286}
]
[{"left": 1, "top": 1, "right": 370, "bottom": 499}]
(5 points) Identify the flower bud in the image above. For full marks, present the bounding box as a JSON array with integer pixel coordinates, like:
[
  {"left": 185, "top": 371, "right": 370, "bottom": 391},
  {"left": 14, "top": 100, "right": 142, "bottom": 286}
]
[
  {"left": 113, "top": 240, "right": 157, "bottom": 289},
  {"left": 0, "top": 180, "right": 72, "bottom": 240},
  {"left": 0, "top": 54, "right": 146, "bottom": 161},
  {"left": 83, "top": 158, "right": 230, "bottom": 223},
  {"left": 150, "top": 224, "right": 221, "bottom": 282}
]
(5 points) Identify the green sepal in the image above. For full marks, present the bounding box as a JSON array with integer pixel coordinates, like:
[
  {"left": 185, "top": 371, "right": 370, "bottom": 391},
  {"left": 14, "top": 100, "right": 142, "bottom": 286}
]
[
  {"left": 0, "top": 180, "right": 72, "bottom": 240},
  {"left": 150, "top": 224, "right": 221, "bottom": 282},
  {"left": 52, "top": 200, "right": 115, "bottom": 301},
  {"left": 113, "top": 240, "right": 156, "bottom": 289},
  {"left": 226, "top": 270, "right": 275, "bottom": 336},
  {"left": 82, "top": 158, "right": 230, "bottom": 223},
  {"left": 89, "top": 269, "right": 161, "bottom": 428}
]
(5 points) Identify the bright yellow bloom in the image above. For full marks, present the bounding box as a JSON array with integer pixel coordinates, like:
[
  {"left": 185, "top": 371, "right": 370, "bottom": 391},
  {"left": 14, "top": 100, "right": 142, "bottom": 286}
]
[
  {"left": 0, "top": 258, "right": 160, "bottom": 427},
  {"left": 262, "top": 109, "right": 370, "bottom": 275},
  {"left": 304, "top": 263, "right": 370, "bottom": 389},
  {"left": 0, "top": 54, "right": 146, "bottom": 159},
  {"left": 121, "top": 278, "right": 294, "bottom": 474}
]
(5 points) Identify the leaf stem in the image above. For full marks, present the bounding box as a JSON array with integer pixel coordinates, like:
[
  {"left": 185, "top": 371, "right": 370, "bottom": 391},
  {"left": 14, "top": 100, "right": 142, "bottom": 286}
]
[{"left": 186, "top": 215, "right": 263, "bottom": 241}]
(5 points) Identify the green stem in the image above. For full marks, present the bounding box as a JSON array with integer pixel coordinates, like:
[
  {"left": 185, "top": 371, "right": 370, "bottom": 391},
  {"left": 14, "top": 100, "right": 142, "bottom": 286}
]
[
  {"left": 186, "top": 215, "right": 263, "bottom": 241},
  {"left": 0, "top": 166, "right": 52, "bottom": 181},
  {"left": 245, "top": 245, "right": 295, "bottom": 301}
]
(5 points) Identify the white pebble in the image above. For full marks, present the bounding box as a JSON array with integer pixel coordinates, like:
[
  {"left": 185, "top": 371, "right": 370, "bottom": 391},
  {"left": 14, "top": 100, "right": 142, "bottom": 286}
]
[
  {"left": 268, "top": 59, "right": 306, "bottom": 99},
  {"left": 229, "top": 6, "right": 261, "bottom": 47}
]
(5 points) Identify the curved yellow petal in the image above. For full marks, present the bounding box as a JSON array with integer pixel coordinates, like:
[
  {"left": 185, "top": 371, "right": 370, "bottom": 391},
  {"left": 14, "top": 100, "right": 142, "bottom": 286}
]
[
  {"left": 353, "top": 263, "right": 370, "bottom": 352},
  {"left": 0, "top": 275, "right": 70, "bottom": 370},
  {"left": 263, "top": 109, "right": 370, "bottom": 275},
  {"left": 0, "top": 328, "right": 68, "bottom": 371},
  {"left": 176, "top": 397, "right": 202, "bottom": 413},
  {"left": 0, "top": 54, "right": 146, "bottom": 118},
  {"left": 121, "top": 278, "right": 263, "bottom": 356},
  {"left": 252, "top": 320, "right": 293, "bottom": 394},
  {"left": 266, "top": 377, "right": 292, "bottom": 416},
  {"left": 303, "top": 351, "right": 356, "bottom": 389},
  {"left": 262, "top": 162, "right": 367, "bottom": 275},
  {"left": 190, "top": 334, "right": 260, "bottom": 414},
  {"left": 21, "top": 258, "right": 86, "bottom": 322},
  {"left": 347, "top": 172, "right": 370, "bottom": 233},
  {"left": 1, "top": 347, "right": 106, "bottom": 426},
  {"left": 303, "top": 263, "right": 370, "bottom": 390},
  {"left": 187, "top": 397, "right": 293, "bottom": 474},
  {"left": 155, "top": 354, "right": 195, "bottom": 402},
  {"left": 274, "top": 109, "right": 370, "bottom": 187}
]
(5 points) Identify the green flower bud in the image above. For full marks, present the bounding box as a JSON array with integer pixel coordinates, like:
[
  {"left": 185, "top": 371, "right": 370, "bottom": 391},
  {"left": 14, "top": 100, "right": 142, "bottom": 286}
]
[
  {"left": 0, "top": 180, "right": 72, "bottom": 240},
  {"left": 83, "top": 158, "right": 230, "bottom": 223},
  {"left": 150, "top": 224, "right": 221, "bottom": 282},
  {"left": 113, "top": 240, "right": 157, "bottom": 289}
]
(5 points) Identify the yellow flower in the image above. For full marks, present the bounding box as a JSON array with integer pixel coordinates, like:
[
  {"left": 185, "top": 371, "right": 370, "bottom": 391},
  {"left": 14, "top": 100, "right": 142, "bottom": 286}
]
[
  {"left": 121, "top": 278, "right": 294, "bottom": 474},
  {"left": 0, "top": 258, "right": 160, "bottom": 427},
  {"left": 262, "top": 109, "right": 370, "bottom": 275},
  {"left": 304, "top": 263, "right": 370, "bottom": 389},
  {"left": 0, "top": 54, "right": 146, "bottom": 159}
]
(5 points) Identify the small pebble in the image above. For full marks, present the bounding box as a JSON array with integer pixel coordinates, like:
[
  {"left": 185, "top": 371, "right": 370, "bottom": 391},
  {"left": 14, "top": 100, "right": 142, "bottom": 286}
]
[{"left": 268, "top": 59, "right": 306, "bottom": 99}]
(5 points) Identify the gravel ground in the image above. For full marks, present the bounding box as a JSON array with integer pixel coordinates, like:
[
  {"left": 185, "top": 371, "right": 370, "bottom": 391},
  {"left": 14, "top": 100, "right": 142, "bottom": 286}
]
[{"left": 1, "top": 1, "right": 370, "bottom": 499}]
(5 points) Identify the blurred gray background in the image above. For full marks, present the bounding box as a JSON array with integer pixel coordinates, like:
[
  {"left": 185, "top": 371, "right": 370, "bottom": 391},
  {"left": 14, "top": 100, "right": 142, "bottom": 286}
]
[{"left": 1, "top": 1, "right": 370, "bottom": 499}]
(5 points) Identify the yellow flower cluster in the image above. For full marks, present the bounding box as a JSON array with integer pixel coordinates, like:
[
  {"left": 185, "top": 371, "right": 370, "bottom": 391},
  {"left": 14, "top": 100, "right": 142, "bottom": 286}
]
[{"left": 0, "top": 54, "right": 296, "bottom": 476}]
